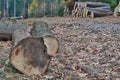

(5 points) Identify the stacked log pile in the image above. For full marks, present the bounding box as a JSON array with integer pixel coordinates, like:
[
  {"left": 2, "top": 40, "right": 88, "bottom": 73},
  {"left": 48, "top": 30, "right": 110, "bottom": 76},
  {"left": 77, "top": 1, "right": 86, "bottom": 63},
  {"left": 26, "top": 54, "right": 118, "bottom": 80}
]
[{"left": 72, "top": 2, "right": 112, "bottom": 18}]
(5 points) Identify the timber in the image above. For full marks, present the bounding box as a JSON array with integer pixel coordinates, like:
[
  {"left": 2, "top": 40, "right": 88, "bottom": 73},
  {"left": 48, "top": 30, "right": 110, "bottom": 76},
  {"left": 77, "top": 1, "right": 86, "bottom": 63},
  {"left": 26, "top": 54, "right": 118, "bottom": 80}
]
[
  {"left": 10, "top": 37, "right": 52, "bottom": 77},
  {"left": 85, "top": 2, "right": 109, "bottom": 7},
  {"left": 89, "top": 11, "right": 112, "bottom": 18},
  {"left": 0, "top": 19, "right": 59, "bottom": 78},
  {"left": 12, "top": 29, "right": 31, "bottom": 47},
  {"left": 10, "top": 21, "right": 59, "bottom": 78},
  {"left": 86, "top": 7, "right": 112, "bottom": 18},
  {"left": 65, "top": 1, "right": 112, "bottom": 18},
  {"left": 30, "top": 21, "right": 53, "bottom": 37},
  {"left": 0, "top": 19, "right": 27, "bottom": 41}
]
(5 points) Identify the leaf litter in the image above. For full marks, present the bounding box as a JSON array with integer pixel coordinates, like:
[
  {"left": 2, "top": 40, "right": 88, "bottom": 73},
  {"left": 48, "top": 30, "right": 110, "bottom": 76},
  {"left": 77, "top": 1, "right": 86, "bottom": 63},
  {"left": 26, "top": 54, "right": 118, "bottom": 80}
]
[{"left": 0, "top": 16, "right": 120, "bottom": 80}]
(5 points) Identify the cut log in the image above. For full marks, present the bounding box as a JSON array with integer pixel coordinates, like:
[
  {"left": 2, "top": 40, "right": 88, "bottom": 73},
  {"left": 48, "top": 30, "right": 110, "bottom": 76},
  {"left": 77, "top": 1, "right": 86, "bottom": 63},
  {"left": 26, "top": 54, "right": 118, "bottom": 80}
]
[
  {"left": 87, "top": 7, "right": 111, "bottom": 12},
  {"left": 1, "top": 18, "right": 18, "bottom": 24},
  {"left": 94, "top": 6, "right": 111, "bottom": 10},
  {"left": 43, "top": 35, "right": 59, "bottom": 57},
  {"left": 86, "top": 2, "right": 109, "bottom": 7},
  {"left": 12, "top": 29, "right": 31, "bottom": 47},
  {"left": 0, "top": 33, "right": 12, "bottom": 41},
  {"left": 89, "top": 10, "right": 113, "bottom": 18},
  {"left": 30, "top": 21, "right": 59, "bottom": 56},
  {"left": 84, "top": 5, "right": 112, "bottom": 18},
  {"left": 0, "top": 19, "right": 27, "bottom": 41},
  {"left": 30, "top": 21, "right": 53, "bottom": 37},
  {"left": 10, "top": 21, "right": 59, "bottom": 78},
  {"left": 10, "top": 36, "right": 59, "bottom": 77},
  {"left": 10, "top": 37, "right": 51, "bottom": 77}
]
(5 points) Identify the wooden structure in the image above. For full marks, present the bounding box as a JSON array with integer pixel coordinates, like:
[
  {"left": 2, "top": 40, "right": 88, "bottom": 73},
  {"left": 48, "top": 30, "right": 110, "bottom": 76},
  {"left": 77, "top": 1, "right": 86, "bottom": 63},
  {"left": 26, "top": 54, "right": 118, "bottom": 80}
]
[{"left": 71, "top": 2, "right": 112, "bottom": 18}]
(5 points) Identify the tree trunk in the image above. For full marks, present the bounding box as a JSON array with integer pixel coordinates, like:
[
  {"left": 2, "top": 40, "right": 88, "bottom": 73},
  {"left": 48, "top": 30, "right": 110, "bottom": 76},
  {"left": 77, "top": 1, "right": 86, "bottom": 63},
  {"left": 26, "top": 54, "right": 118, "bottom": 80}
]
[
  {"left": 6, "top": 0, "right": 9, "bottom": 17},
  {"left": 30, "top": 21, "right": 53, "bottom": 37},
  {"left": 86, "top": 2, "right": 109, "bottom": 7},
  {"left": 1, "top": 0, "right": 4, "bottom": 18},
  {"left": 0, "top": 19, "right": 27, "bottom": 41},
  {"left": 87, "top": 7, "right": 111, "bottom": 12},
  {"left": 23, "top": 0, "right": 28, "bottom": 19},
  {"left": 14, "top": 0, "right": 16, "bottom": 17},
  {"left": 10, "top": 21, "right": 59, "bottom": 78},
  {"left": 30, "top": 21, "right": 59, "bottom": 57},
  {"left": 90, "top": 10, "right": 112, "bottom": 18},
  {"left": 12, "top": 29, "right": 31, "bottom": 47},
  {"left": 10, "top": 37, "right": 51, "bottom": 78}
]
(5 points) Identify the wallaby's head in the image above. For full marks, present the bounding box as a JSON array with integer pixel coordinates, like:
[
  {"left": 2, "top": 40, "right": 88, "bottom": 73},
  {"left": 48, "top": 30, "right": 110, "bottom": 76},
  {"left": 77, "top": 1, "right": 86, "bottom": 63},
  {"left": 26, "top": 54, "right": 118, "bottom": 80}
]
[{"left": 43, "top": 35, "right": 59, "bottom": 57}]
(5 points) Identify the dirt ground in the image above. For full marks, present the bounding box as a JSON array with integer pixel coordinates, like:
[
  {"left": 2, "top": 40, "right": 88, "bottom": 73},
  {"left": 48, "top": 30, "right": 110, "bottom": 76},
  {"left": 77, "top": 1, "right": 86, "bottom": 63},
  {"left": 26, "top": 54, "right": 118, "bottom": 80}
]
[{"left": 0, "top": 16, "right": 120, "bottom": 80}]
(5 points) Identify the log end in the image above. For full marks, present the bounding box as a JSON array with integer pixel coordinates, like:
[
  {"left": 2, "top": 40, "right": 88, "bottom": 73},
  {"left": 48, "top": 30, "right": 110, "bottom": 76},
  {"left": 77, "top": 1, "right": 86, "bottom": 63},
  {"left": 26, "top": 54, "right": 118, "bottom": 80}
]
[
  {"left": 10, "top": 37, "right": 52, "bottom": 77},
  {"left": 0, "top": 33, "right": 12, "bottom": 41},
  {"left": 43, "top": 35, "right": 59, "bottom": 57}
]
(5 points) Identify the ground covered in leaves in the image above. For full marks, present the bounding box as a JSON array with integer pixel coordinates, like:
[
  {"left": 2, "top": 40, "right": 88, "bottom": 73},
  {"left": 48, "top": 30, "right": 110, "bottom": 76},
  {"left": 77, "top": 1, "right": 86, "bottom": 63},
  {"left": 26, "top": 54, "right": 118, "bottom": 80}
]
[{"left": 0, "top": 16, "right": 120, "bottom": 80}]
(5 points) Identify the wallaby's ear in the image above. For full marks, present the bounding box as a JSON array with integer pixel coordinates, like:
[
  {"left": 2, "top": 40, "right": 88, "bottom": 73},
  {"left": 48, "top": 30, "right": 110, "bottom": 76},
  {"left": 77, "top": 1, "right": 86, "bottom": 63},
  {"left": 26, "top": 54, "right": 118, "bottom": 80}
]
[{"left": 43, "top": 35, "right": 59, "bottom": 57}]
